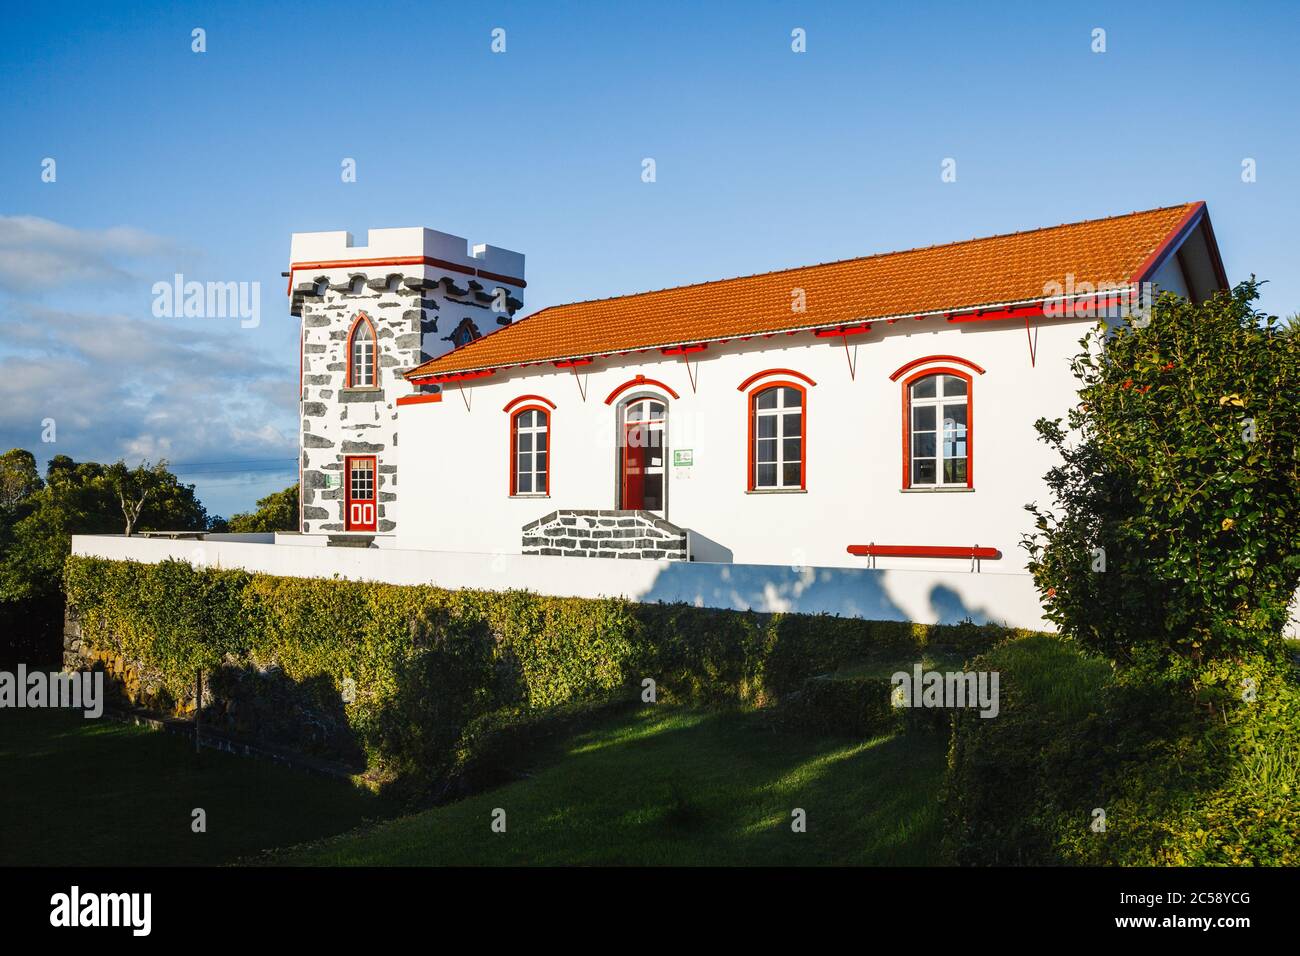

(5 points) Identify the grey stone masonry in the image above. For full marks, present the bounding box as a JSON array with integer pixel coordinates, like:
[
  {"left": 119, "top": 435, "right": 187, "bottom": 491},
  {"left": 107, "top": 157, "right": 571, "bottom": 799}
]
[
  {"left": 296, "top": 275, "right": 521, "bottom": 535},
  {"left": 521, "top": 510, "right": 688, "bottom": 560}
]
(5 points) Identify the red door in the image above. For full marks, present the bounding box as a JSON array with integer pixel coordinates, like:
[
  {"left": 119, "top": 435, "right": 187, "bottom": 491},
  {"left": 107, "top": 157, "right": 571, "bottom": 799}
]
[
  {"left": 619, "top": 399, "right": 665, "bottom": 511},
  {"left": 622, "top": 424, "right": 647, "bottom": 509},
  {"left": 345, "top": 456, "right": 377, "bottom": 531}
]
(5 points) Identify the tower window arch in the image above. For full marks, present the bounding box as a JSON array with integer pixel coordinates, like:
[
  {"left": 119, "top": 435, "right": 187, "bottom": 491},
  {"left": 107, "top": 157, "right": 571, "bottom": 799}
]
[{"left": 347, "top": 314, "right": 377, "bottom": 388}]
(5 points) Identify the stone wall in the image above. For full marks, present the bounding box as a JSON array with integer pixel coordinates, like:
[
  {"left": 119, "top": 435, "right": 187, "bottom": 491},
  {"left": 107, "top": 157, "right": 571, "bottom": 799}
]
[
  {"left": 296, "top": 272, "right": 521, "bottom": 536},
  {"left": 62, "top": 606, "right": 363, "bottom": 769},
  {"left": 521, "top": 510, "right": 688, "bottom": 560}
]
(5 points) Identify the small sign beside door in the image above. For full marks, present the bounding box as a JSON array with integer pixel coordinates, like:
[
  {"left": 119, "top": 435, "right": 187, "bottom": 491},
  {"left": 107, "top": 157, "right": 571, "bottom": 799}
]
[{"left": 673, "top": 448, "right": 693, "bottom": 478}]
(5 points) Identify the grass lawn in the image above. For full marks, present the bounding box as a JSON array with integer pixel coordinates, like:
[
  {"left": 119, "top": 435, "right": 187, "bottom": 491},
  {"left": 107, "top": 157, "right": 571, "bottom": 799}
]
[
  {"left": 0, "top": 708, "right": 394, "bottom": 866},
  {"left": 264, "top": 707, "right": 948, "bottom": 866}
]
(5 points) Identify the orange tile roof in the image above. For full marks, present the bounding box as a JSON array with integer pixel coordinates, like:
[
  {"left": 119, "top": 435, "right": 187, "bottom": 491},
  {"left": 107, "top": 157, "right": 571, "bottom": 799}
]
[{"left": 406, "top": 202, "right": 1201, "bottom": 380}]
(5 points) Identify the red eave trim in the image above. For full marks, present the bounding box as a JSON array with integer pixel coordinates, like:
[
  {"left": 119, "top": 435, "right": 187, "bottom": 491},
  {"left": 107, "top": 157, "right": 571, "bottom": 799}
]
[
  {"left": 847, "top": 544, "right": 1001, "bottom": 560},
  {"left": 946, "top": 303, "right": 1046, "bottom": 324},
  {"left": 396, "top": 393, "right": 443, "bottom": 407},
  {"left": 889, "top": 355, "right": 986, "bottom": 382},
  {"left": 661, "top": 343, "right": 709, "bottom": 356},
  {"left": 736, "top": 368, "right": 818, "bottom": 391},
  {"left": 553, "top": 357, "right": 593, "bottom": 369},
  {"left": 813, "top": 322, "right": 872, "bottom": 338},
  {"left": 1129, "top": 202, "right": 1206, "bottom": 285},
  {"left": 408, "top": 368, "right": 496, "bottom": 385},
  {"left": 503, "top": 393, "right": 557, "bottom": 413},
  {"left": 603, "top": 375, "right": 681, "bottom": 405}
]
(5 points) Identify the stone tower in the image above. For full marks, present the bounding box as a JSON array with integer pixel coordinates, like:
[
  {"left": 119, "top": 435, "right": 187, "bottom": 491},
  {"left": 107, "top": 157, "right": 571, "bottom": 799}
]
[{"left": 287, "top": 227, "right": 525, "bottom": 538}]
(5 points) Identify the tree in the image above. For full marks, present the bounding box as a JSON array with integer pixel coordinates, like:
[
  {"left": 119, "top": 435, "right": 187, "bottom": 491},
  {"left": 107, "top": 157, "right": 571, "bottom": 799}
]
[
  {"left": 227, "top": 483, "right": 298, "bottom": 533},
  {"left": 0, "top": 454, "right": 208, "bottom": 601},
  {"left": 106, "top": 459, "right": 166, "bottom": 536},
  {"left": 0, "top": 449, "right": 42, "bottom": 512},
  {"left": 1024, "top": 281, "right": 1300, "bottom": 683}
]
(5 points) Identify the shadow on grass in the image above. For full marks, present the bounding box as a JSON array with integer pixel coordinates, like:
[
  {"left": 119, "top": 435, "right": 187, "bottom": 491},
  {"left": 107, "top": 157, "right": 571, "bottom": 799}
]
[
  {"left": 0, "top": 708, "right": 395, "bottom": 867},
  {"left": 266, "top": 707, "right": 949, "bottom": 866}
]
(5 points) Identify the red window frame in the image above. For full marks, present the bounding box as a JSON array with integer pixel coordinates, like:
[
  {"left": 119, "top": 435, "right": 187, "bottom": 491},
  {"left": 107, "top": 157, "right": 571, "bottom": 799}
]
[
  {"left": 346, "top": 313, "right": 378, "bottom": 388},
  {"left": 746, "top": 380, "right": 807, "bottom": 491},
  {"left": 344, "top": 455, "right": 377, "bottom": 531},
  {"left": 900, "top": 367, "right": 974, "bottom": 489},
  {"left": 509, "top": 405, "right": 551, "bottom": 496}
]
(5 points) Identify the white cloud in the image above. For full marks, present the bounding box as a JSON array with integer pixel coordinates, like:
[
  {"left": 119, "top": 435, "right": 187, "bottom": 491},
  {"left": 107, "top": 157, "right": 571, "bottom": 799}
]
[
  {"left": 0, "top": 305, "right": 295, "bottom": 476},
  {"left": 0, "top": 216, "right": 180, "bottom": 292}
]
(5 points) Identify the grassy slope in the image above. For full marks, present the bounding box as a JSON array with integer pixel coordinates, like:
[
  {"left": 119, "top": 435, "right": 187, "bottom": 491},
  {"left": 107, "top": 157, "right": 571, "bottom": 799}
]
[
  {"left": 266, "top": 708, "right": 947, "bottom": 866},
  {"left": 0, "top": 708, "right": 394, "bottom": 866}
]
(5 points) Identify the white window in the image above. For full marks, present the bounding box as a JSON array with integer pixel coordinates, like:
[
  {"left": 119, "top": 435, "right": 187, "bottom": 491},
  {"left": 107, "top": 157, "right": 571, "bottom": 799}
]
[
  {"left": 908, "top": 373, "right": 969, "bottom": 487},
  {"left": 512, "top": 408, "right": 549, "bottom": 495},
  {"left": 349, "top": 317, "right": 376, "bottom": 388},
  {"left": 751, "top": 385, "right": 804, "bottom": 489}
]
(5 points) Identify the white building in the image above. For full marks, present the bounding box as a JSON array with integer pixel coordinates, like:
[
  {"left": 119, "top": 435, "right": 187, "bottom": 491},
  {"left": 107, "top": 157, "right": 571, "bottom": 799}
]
[{"left": 289, "top": 202, "right": 1227, "bottom": 579}]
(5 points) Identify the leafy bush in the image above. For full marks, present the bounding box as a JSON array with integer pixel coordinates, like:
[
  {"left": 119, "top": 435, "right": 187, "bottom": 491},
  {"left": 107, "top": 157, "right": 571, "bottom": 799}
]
[
  {"left": 944, "top": 635, "right": 1299, "bottom": 865},
  {"left": 1025, "top": 283, "right": 1300, "bottom": 682},
  {"left": 64, "top": 555, "right": 1022, "bottom": 789},
  {"left": 775, "top": 676, "right": 898, "bottom": 737}
]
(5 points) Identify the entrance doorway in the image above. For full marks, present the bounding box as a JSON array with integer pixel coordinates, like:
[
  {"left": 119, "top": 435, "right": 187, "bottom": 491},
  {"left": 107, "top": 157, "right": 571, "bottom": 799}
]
[
  {"left": 619, "top": 398, "right": 666, "bottom": 512},
  {"left": 344, "top": 455, "right": 377, "bottom": 531}
]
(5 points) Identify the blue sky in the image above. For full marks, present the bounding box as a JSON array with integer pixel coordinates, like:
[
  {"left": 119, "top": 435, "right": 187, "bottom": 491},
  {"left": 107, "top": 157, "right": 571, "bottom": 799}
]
[{"left": 1, "top": 0, "right": 1296, "bottom": 517}]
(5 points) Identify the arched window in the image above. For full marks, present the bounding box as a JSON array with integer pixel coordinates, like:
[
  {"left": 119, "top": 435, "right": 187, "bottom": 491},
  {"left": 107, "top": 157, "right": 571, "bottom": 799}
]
[
  {"left": 749, "top": 383, "right": 805, "bottom": 490},
  {"left": 347, "top": 315, "right": 377, "bottom": 388},
  {"left": 510, "top": 407, "right": 550, "bottom": 495},
  {"left": 904, "top": 371, "right": 972, "bottom": 488}
]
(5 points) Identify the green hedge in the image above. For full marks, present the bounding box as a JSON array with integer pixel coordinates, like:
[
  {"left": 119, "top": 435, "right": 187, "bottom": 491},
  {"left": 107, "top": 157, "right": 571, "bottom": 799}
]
[
  {"left": 943, "top": 634, "right": 1300, "bottom": 865},
  {"left": 64, "top": 555, "right": 1024, "bottom": 789}
]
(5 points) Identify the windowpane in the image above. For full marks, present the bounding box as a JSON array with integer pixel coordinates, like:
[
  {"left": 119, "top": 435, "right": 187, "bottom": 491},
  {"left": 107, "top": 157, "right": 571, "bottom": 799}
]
[
  {"left": 536, "top": 452, "right": 547, "bottom": 475},
  {"left": 518, "top": 451, "right": 532, "bottom": 473},
  {"left": 537, "top": 432, "right": 548, "bottom": 452},
  {"left": 518, "top": 432, "right": 533, "bottom": 453},
  {"left": 626, "top": 403, "right": 644, "bottom": 422},
  {"left": 756, "top": 415, "right": 777, "bottom": 439},
  {"left": 518, "top": 473, "right": 532, "bottom": 493},
  {"left": 912, "top": 405, "right": 936, "bottom": 431},
  {"left": 782, "top": 462, "right": 801, "bottom": 486},
  {"left": 944, "top": 404, "right": 967, "bottom": 428},
  {"left": 756, "top": 463, "right": 777, "bottom": 487},
  {"left": 757, "top": 438, "right": 777, "bottom": 463},
  {"left": 782, "top": 388, "right": 801, "bottom": 408},
  {"left": 912, "top": 433, "right": 936, "bottom": 458},
  {"left": 911, "top": 375, "right": 937, "bottom": 399},
  {"left": 913, "top": 459, "right": 936, "bottom": 484},
  {"left": 782, "top": 437, "right": 801, "bottom": 462},
  {"left": 943, "top": 459, "right": 968, "bottom": 484},
  {"left": 942, "top": 375, "right": 968, "bottom": 397},
  {"left": 782, "top": 412, "right": 801, "bottom": 437},
  {"left": 756, "top": 388, "right": 778, "bottom": 410},
  {"left": 649, "top": 403, "right": 665, "bottom": 419},
  {"left": 643, "top": 475, "right": 663, "bottom": 511}
]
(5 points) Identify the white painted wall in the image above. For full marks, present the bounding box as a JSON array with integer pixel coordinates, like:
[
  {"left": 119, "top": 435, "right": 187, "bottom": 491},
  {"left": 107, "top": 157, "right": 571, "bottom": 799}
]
[
  {"left": 71, "top": 534, "right": 1052, "bottom": 629},
  {"left": 398, "top": 314, "right": 1092, "bottom": 575}
]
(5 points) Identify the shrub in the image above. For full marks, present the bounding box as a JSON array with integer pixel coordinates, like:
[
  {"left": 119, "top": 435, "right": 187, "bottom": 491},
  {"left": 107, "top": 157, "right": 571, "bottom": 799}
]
[
  {"left": 64, "top": 555, "right": 1029, "bottom": 788},
  {"left": 1025, "top": 283, "right": 1300, "bottom": 682},
  {"left": 775, "top": 676, "right": 898, "bottom": 738},
  {"left": 944, "top": 634, "right": 1300, "bottom": 865}
]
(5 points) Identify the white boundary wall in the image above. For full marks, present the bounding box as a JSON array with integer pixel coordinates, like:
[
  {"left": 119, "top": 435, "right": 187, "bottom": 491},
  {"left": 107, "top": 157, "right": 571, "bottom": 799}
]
[{"left": 72, "top": 534, "right": 1054, "bottom": 630}]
